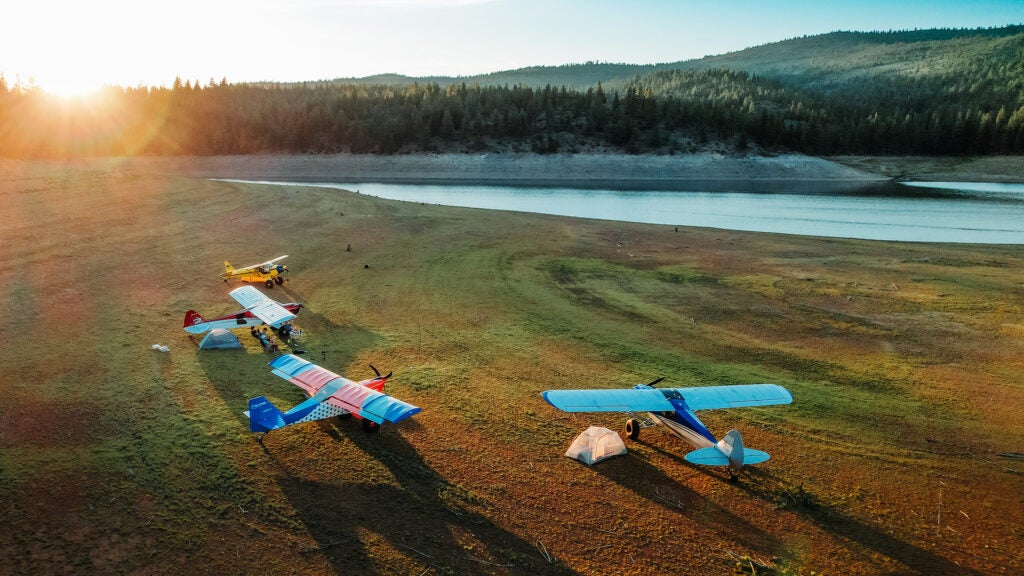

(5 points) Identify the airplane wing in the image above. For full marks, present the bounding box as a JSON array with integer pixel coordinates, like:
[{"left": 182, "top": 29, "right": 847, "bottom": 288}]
[
  {"left": 254, "top": 255, "right": 288, "bottom": 268},
  {"left": 229, "top": 286, "right": 295, "bottom": 328},
  {"left": 542, "top": 384, "right": 792, "bottom": 413},
  {"left": 542, "top": 388, "right": 675, "bottom": 412},
  {"left": 672, "top": 384, "right": 793, "bottom": 411},
  {"left": 268, "top": 354, "right": 420, "bottom": 425}
]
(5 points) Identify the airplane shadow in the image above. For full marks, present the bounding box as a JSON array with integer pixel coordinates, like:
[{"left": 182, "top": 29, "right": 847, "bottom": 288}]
[
  {"left": 590, "top": 443, "right": 782, "bottom": 557},
  {"left": 636, "top": 436, "right": 982, "bottom": 574},
  {"left": 190, "top": 291, "right": 571, "bottom": 573},
  {"left": 265, "top": 426, "right": 578, "bottom": 575},
  {"left": 730, "top": 467, "right": 985, "bottom": 576}
]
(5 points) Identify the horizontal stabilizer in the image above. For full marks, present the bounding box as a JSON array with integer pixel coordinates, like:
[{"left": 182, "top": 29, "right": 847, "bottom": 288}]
[
  {"left": 740, "top": 448, "right": 771, "bottom": 465},
  {"left": 684, "top": 447, "right": 732, "bottom": 466},
  {"left": 684, "top": 446, "right": 771, "bottom": 466}
]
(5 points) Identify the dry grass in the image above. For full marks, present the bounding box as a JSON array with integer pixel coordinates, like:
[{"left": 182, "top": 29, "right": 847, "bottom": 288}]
[{"left": 2, "top": 157, "right": 1023, "bottom": 575}]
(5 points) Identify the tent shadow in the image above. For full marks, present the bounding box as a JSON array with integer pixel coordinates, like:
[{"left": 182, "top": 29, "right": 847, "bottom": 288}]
[{"left": 267, "top": 426, "right": 578, "bottom": 576}]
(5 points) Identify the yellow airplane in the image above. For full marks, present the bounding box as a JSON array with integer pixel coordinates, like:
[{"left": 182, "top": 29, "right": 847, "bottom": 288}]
[{"left": 221, "top": 255, "right": 289, "bottom": 289}]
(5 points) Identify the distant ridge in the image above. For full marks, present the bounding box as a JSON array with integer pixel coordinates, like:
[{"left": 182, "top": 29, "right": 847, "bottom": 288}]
[
  {"left": 312, "top": 62, "right": 659, "bottom": 91},
  {"left": 295, "top": 24, "right": 1024, "bottom": 91},
  {"left": 673, "top": 25, "right": 1024, "bottom": 86}
]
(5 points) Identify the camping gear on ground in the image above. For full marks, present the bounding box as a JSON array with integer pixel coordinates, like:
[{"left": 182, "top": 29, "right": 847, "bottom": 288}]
[
  {"left": 198, "top": 328, "right": 243, "bottom": 350},
  {"left": 564, "top": 426, "right": 627, "bottom": 465}
]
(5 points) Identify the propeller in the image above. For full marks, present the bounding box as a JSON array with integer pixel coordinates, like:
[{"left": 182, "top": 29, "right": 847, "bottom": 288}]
[
  {"left": 370, "top": 365, "right": 393, "bottom": 380},
  {"left": 646, "top": 376, "right": 665, "bottom": 387}
]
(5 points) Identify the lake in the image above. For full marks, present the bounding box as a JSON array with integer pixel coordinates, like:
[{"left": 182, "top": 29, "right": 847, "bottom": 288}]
[{"left": 229, "top": 179, "right": 1024, "bottom": 244}]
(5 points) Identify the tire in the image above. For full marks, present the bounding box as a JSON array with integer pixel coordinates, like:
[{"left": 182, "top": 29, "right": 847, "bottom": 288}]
[
  {"left": 338, "top": 412, "right": 352, "bottom": 421},
  {"left": 625, "top": 418, "right": 641, "bottom": 440},
  {"left": 362, "top": 419, "right": 380, "bottom": 434},
  {"left": 265, "top": 280, "right": 274, "bottom": 288},
  {"left": 274, "top": 276, "right": 284, "bottom": 285}
]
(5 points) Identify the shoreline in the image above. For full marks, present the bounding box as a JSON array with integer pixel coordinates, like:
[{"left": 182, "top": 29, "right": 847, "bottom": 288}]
[
  {"left": 20, "top": 151, "right": 1024, "bottom": 186},
  {"left": 90, "top": 152, "right": 894, "bottom": 185},
  {"left": 229, "top": 176, "right": 887, "bottom": 193}
]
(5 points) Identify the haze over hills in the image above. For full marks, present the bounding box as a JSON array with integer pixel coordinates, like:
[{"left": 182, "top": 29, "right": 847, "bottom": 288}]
[
  {"left": 317, "top": 25, "right": 1024, "bottom": 93},
  {"left": 2, "top": 25, "right": 1022, "bottom": 158},
  {"left": 318, "top": 62, "right": 658, "bottom": 91},
  {"left": 675, "top": 26, "right": 1024, "bottom": 90}
]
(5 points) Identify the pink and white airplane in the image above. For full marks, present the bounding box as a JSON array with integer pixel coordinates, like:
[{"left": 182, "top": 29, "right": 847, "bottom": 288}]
[
  {"left": 184, "top": 286, "right": 302, "bottom": 335},
  {"left": 245, "top": 354, "right": 421, "bottom": 441}
]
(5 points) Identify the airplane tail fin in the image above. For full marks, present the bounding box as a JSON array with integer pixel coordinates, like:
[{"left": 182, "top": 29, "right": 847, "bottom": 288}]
[
  {"left": 183, "top": 310, "right": 207, "bottom": 334},
  {"left": 245, "top": 396, "right": 287, "bottom": 433},
  {"left": 684, "top": 430, "right": 770, "bottom": 473},
  {"left": 222, "top": 261, "right": 234, "bottom": 278}
]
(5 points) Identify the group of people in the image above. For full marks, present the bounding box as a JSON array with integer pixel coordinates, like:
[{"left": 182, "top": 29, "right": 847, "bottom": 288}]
[
  {"left": 247, "top": 321, "right": 301, "bottom": 353},
  {"left": 249, "top": 326, "right": 279, "bottom": 352}
]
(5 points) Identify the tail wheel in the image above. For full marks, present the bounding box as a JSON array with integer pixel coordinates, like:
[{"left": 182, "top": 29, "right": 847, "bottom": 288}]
[
  {"left": 274, "top": 276, "right": 284, "bottom": 285},
  {"left": 362, "top": 419, "right": 380, "bottom": 434},
  {"left": 265, "top": 280, "right": 274, "bottom": 288},
  {"left": 624, "top": 418, "right": 641, "bottom": 440}
]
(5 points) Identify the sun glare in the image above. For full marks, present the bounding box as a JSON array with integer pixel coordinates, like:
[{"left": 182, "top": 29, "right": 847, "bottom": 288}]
[{"left": 42, "top": 77, "right": 105, "bottom": 100}]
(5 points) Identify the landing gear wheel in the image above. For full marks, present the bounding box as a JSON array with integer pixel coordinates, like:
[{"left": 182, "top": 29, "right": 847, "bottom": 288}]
[
  {"left": 274, "top": 276, "right": 284, "bottom": 285},
  {"left": 624, "top": 418, "right": 641, "bottom": 440},
  {"left": 362, "top": 419, "right": 380, "bottom": 434},
  {"left": 338, "top": 412, "right": 352, "bottom": 421},
  {"left": 265, "top": 280, "right": 274, "bottom": 288},
  {"left": 728, "top": 473, "right": 739, "bottom": 483}
]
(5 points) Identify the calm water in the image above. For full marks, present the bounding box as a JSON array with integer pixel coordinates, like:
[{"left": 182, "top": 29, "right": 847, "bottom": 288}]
[{"left": 230, "top": 179, "right": 1024, "bottom": 244}]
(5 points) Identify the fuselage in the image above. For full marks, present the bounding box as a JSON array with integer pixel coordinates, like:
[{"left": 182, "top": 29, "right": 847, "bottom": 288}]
[
  {"left": 638, "top": 386, "right": 720, "bottom": 448},
  {"left": 184, "top": 302, "right": 302, "bottom": 334},
  {"left": 649, "top": 412, "right": 716, "bottom": 449},
  {"left": 222, "top": 264, "right": 287, "bottom": 282}
]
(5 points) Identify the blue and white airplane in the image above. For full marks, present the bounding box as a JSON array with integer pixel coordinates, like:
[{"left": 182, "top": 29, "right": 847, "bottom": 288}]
[
  {"left": 245, "top": 354, "right": 421, "bottom": 441},
  {"left": 542, "top": 380, "right": 792, "bottom": 479}
]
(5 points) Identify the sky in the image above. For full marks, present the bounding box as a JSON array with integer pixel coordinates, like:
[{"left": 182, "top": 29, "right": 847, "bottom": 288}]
[{"left": 4, "top": 0, "right": 1023, "bottom": 96}]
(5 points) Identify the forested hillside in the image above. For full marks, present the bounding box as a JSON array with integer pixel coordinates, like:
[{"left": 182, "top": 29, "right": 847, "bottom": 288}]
[{"left": 1, "top": 26, "right": 1022, "bottom": 157}]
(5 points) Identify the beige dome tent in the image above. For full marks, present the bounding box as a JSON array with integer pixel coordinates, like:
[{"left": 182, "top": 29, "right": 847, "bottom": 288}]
[{"left": 565, "top": 426, "right": 627, "bottom": 465}]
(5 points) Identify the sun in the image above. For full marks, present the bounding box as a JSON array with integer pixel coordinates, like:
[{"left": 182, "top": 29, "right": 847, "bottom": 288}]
[{"left": 40, "top": 75, "right": 106, "bottom": 99}]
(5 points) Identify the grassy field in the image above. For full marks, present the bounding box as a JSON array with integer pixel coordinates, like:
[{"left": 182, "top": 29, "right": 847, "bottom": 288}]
[{"left": 2, "top": 158, "right": 1023, "bottom": 575}]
